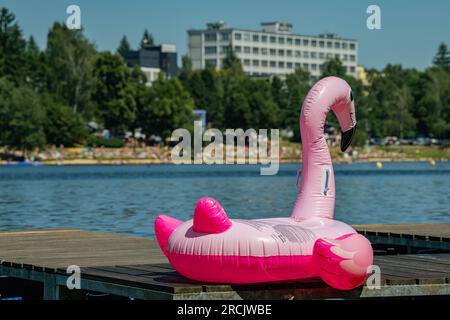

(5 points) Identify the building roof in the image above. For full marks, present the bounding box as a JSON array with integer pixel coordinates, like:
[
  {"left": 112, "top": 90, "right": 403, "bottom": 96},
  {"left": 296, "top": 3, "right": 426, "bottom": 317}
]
[{"left": 187, "top": 22, "right": 357, "bottom": 42}]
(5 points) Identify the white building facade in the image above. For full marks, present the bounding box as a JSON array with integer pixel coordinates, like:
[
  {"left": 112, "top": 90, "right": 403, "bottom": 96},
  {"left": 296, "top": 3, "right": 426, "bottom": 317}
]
[{"left": 188, "top": 22, "right": 358, "bottom": 78}]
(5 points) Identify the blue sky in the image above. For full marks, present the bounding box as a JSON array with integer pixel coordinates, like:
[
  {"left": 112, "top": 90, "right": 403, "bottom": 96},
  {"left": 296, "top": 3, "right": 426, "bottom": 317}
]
[{"left": 2, "top": 0, "right": 450, "bottom": 70}]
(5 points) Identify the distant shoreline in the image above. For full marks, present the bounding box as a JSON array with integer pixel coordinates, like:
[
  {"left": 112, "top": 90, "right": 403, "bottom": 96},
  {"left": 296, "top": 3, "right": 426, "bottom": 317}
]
[
  {"left": 1, "top": 158, "right": 446, "bottom": 166},
  {"left": 1, "top": 145, "right": 448, "bottom": 166}
]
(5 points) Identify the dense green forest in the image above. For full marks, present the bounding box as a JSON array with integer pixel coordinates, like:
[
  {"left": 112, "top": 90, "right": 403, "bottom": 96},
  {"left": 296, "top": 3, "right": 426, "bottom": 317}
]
[{"left": 0, "top": 7, "right": 449, "bottom": 152}]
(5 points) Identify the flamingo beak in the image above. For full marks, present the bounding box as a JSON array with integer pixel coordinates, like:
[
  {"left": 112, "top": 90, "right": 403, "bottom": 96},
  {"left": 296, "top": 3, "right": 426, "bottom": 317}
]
[{"left": 341, "top": 125, "right": 356, "bottom": 152}]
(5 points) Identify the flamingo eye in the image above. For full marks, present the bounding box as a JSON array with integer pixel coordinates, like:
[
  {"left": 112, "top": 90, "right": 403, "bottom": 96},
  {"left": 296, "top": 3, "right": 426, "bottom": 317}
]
[{"left": 350, "top": 91, "right": 354, "bottom": 101}]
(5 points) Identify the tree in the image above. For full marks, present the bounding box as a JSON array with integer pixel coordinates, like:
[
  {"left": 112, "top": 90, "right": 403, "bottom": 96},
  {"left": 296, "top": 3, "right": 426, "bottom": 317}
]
[
  {"left": 245, "top": 80, "right": 279, "bottom": 129},
  {"left": 0, "top": 7, "right": 27, "bottom": 84},
  {"left": 45, "top": 22, "right": 96, "bottom": 116},
  {"left": 41, "top": 94, "right": 87, "bottom": 146},
  {"left": 0, "top": 78, "right": 46, "bottom": 152},
  {"left": 178, "top": 55, "right": 193, "bottom": 84},
  {"left": 384, "top": 85, "right": 416, "bottom": 138},
  {"left": 25, "top": 36, "right": 46, "bottom": 91},
  {"left": 321, "top": 58, "right": 346, "bottom": 78},
  {"left": 138, "top": 75, "right": 194, "bottom": 137},
  {"left": 117, "top": 35, "right": 131, "bottom": 55},
  {"left": 283, "top": 69, "right": 312, "bottom": 139},
  {"left": 433, "top": 43, "right": 450, "bottom": 71},
  {"left": 222, "top": 49, "right": 245, "bottom": 78},
  {"left": 366, "top": 65, "right": 417, "bottom": 138},
  {"left": 140, "top": 29, "right": 154, "bottom": 49},
  {"left": 92, "top": 52, "right": 137, "bottom": 134},
  {"left": 415, "top": 67, "right": 450, "bottom": 138}
]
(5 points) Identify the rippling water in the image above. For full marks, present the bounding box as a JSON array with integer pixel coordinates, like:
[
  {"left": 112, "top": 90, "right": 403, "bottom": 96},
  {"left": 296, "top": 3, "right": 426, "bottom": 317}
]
[{"left": 0, "top": 162, "right": 449, "bottom": 237}]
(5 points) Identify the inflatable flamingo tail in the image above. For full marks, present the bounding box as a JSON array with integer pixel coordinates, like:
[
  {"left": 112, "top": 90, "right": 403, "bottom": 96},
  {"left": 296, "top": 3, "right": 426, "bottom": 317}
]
[
  {"left": 193, "top": 197, "right": 232, "bottom": 233},
  {"left": 155, "top": 215, "right": 183, "bottom": 257},
  {"left": 313, "top": 233, "right": 373, "bottom": 290}
]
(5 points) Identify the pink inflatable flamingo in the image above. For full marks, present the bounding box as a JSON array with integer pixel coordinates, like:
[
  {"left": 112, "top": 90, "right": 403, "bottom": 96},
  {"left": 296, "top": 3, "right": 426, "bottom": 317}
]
[{"left": 155, "top": 77, "right": 373, "bottom": 290}]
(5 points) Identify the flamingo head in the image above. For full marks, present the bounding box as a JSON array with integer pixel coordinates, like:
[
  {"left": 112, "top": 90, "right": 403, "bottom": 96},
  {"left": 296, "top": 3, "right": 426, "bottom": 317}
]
[{"left": 331, "top": 88, "right": 357, "bottom": 152}]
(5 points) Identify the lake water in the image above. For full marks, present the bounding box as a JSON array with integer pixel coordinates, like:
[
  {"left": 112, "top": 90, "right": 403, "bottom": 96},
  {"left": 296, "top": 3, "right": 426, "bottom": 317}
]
[{"left": 0, "top": 162, "right": 449, "bottom": 237}]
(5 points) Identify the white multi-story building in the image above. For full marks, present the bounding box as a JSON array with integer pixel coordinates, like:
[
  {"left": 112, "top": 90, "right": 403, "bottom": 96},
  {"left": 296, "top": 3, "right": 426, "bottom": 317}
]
[{"left": 188, "top": 21, "right": 358, "bottom": 78}]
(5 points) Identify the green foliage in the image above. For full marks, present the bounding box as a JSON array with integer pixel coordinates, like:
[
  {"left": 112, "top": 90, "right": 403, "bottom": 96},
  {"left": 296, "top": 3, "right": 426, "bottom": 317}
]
[
  {"left": 0, "top": 6, "right": 449, "bottom": 155},
  {"left": 45, "top": 22, "right": 96, "bottom": 116},
  {"left": 140, "top": 29, "right": 154, "bottom": 49},
  {"left": 117, "top": 35, "right": 131, "bottom": 55},
  {"left": 433, "top": 43, "right": 450, "bottom": 71},
  {"left": 0, "top": 7, "right": 27, "bottom": 84},
  {"left": 42, "top": 94, "right": 88, "bottom": 147},
  {"left": 86, "top": 135, "right": 125, "bottom": 148},
  {"left": 137, "top": 75, "right": 195, "bottom": 137},
  {"left": 92, "top": 52, "right": 137, "bottom": 134},
  {"left": 0, "top": 78, "right": 46, "bottom": 151},
  {"left": 321, "top": 58, "right": 347, "bottom": 78}
]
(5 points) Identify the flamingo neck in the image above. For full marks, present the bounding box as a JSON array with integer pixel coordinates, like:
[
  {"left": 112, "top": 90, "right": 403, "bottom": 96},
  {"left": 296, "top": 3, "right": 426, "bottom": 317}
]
[{"left": 290, "top": 99, "right": 335, "bottom": 221}]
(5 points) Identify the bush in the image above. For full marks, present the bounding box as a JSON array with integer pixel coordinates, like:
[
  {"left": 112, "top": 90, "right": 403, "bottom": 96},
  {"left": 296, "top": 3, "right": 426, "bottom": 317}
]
[{"left": 86, "top": 135, "right": 124, "bottom": 148}]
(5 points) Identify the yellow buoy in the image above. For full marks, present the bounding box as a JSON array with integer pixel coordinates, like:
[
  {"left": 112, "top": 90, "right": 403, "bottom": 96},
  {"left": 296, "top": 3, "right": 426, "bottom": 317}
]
[
  {"left": 376, "top": 161, "right": 383, "bottom": 169},
  {"left": 430, "top": 159, "right": 436, "bottom": 167}
]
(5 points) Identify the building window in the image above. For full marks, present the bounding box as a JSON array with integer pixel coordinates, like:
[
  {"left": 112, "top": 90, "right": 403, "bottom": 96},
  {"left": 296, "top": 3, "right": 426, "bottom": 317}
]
[
  {"left": 221, "top": 46, "right": 230, "bottom": 54},
  {"left": 295, "top": 63, "right": 301, "bottom": 69},
  {"left": 303, "top": 39, "right": 309, "bottom": 46},
  {"left": 311, "top": 64, "right": 317, "bottom": 71},
  {"left": 278, "top": 49, "right": 284, "bottom": 56},
  {"left": 205, "top": 46, "right": 217, "bottom": 54},
  {"left": 270, "top": 36, "right": 276, "bottom": 43},
  {"left": 235, "top": 33, "right": 242, "bottom": 41},
  {"left": 221, "top": 33, "right": 230, "bottom": 41},
  {"left": 303, "top": 51, "right": 309, "bottom": 58},
  {"left": 350, "top": 66, "right": 356, "bottom": 73},
  {"left": 342, "top": 42, "right": 348, "bottom": 49},
  {"left": 303, "top": 63, "right": 309, "bottom": 70},
  {"left": 205, "top": 33, "right": 217, "bottom": 42},
  {"left": 235, "top": 46, "right": 242, "bottom": 53},
  {"left": 334, "top": 42, "right": 340, "bottom": 49},
  {"left": 319, "top": 41, "right": 325, "bottom": 48},
  {"left": 261, "top": 60, "right": 268, "bottom": 67},
  {"left": 278, "top": 61, "right": 285, "bottom": 68},
  {"left": 335, "top": 53, "right": 340, "bottom": 59},
  {"left": 261, "top": 48, "right": 268, "bottom": 55},
  {"left": 243, "top": 33, "right": 251, "bottom": 41},
  {"left": 311, "top": 52, "right": 317, "bottom": 59},
  {"left": 270, "top": 49, "right": 276, "bottom": 56},
  {"left": 253, "top": 60, "right": 259, "bottom": 66},
  {"left": 319, "top": 52, "right": 325, "bottom": 59},
  {"left": 270, "top": 61, "right": 276, "bottom": 67},
  {"left": 295, "top": 50, "right": 301, "bottom": 57},
  {"left": 253, "top": 47, "right": 259, "bottom": 54},
  {"left": 205, "top": 59, "right": 216, "bottom": 67},
  {"left": 287, "top": 62, "right": 293, "bottom": 69},
  {"left": 350, "top": 43, "right": 356, "bottom": 50},
  {"left": 286, "top": 50, "right": 292, "bottom": 57},
  {"left": 327, "top": 41, "right": 332, "bottom": 48},
  {"left": 252, "top": 34, "right": 259, "bottom": 42},
  {"left": 350, "top": 55, "right": 356, "bottom": 61},
  {"left": 287, "top": 38, "right": 293, "bottom": 45},
  {"left": 244, "top": 46, "right": 251, "bottom": 54},
  {"left": 343, "top": 54, "right": 348, "bottom": 61},
  {"left": 311, "top": 40, "right": 317, "bottom": 47},
  {"left": 295, "top": 39, "right": 301, "bottom": 46},
  {"left": 326, "top": 53, "right": 332, "bottom": 59},
  {"left": 278, "top": 37, "right": 285, "bottom": 44},
  {"left": 243, "top": 59, "right": 250, "bottom": 66},
  {"left": 261, "top": 35, "right": 267, "bottom": 43}
]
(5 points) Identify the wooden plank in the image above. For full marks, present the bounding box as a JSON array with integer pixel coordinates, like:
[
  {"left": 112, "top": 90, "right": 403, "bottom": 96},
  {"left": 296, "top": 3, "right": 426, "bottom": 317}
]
[
  {"left": 375, "top": 255, "right": 450, "bottom": 274},
  {"left": 0, "top": 228, "right": 166, "bottom": 269},
  {"left": 79, "top": 267, "right": 203, "bottom": 294},
  {"left": 354, "top": 223, "right": 450, "bottom": 240}
]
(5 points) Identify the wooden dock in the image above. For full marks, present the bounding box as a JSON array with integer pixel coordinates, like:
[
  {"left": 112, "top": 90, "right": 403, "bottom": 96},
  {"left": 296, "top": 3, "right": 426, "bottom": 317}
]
[{"left": 1, "top": 225, "right": 450, "bottom": 300}]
